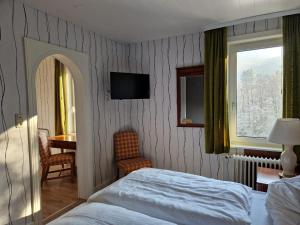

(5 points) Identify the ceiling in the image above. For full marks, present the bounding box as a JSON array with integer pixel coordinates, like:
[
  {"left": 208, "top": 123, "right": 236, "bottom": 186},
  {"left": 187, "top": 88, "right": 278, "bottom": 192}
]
[{"left": 23, "top": 0, "right": 300, "bottom": 42}]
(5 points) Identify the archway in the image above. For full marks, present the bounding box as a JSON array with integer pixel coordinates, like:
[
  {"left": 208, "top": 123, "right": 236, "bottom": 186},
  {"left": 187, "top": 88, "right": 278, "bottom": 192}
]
[{"left": 24, "top": 38, "right": 94, "bottom": 223}]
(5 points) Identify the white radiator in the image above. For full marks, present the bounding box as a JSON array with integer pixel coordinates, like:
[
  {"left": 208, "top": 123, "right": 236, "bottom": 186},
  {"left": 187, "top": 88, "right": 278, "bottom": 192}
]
[{"left": 229, "top": 154, "right": 281, "bottom": 189}]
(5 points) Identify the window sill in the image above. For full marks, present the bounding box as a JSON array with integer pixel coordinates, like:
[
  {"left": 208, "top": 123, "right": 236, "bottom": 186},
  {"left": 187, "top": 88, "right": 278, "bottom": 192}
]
[
  {"left": 230, "top": 144, "right": 282, "bottom": 152},
  {"left": 230, "top": 145, "right": 282, "bottom": 160}
]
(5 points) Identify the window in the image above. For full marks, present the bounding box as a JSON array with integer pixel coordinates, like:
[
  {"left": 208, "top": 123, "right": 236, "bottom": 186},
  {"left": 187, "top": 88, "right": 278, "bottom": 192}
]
[
  {"left": 228, "top": 31, "right": 283, "bottom": 149},
  {"left": 65, "top": 67, "right": 76, "bottom": 134}
]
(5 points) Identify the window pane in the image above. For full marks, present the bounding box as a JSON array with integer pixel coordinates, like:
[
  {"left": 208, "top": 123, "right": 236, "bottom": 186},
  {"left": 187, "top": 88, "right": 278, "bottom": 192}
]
[{"left": 236, "top": 46, "right": 282, "bottom": 138}]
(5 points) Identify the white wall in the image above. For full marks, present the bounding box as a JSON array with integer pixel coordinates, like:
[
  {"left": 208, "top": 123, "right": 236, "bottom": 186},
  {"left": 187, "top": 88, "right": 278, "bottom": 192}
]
[
  {"left": 127, "top": 17, "right": 282, "bottom": 180},
  {"left": 0, "top": 0, "right": 130, "bottom": 224},
  {"left": 0, "top": 0, "right": 282, "bottom": 223},
  {"left": 36, "top": 56, "right": 55, "bottom": 136}
]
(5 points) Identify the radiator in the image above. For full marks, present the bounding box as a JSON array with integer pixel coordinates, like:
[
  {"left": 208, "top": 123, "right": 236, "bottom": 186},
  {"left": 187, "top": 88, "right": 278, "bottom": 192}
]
[{"left": 229, "top": 154, "right": 281, "bottom": 189}]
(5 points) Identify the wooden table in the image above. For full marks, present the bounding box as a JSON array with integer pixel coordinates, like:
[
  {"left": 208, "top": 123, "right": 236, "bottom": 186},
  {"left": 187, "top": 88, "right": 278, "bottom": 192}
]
[
  {"left": 48, "top": 134, "right": 77, "bottom": 150},
  {"left": 256, "top": 167, "right": 282, "bottom": 192}
]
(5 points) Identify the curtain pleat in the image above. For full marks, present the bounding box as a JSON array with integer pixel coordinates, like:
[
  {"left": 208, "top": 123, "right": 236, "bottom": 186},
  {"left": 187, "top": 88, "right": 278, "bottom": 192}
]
[
  {"left": 204, "top": 27, "right": 230, "bottom": 154},
  {"left": 55, "top": 59, "right": 68, "bottom": 135},
  {"left": 282, "top": 14, "right": 300, "bottom": 162}
]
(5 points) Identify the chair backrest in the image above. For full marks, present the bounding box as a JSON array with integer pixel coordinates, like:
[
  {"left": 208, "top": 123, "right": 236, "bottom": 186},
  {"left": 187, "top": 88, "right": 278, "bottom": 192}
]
[
  {"left": 38, "top": 129, "right": 51, "bottom": 165},
  {"left": 114, "top": 130, "right": 140, "bottom": 161}
]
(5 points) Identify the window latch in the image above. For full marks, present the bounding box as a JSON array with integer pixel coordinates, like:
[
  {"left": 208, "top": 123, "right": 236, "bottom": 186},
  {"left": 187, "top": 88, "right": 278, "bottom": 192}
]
[{"left": 231, "top": 102, "right": 236, "bottom": 110}]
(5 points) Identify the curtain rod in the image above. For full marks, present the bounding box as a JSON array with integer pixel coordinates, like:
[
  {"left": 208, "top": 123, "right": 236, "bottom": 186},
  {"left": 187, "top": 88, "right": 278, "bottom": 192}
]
[{"left": 203, "top": 8, "right": 300, "bottom": 31}]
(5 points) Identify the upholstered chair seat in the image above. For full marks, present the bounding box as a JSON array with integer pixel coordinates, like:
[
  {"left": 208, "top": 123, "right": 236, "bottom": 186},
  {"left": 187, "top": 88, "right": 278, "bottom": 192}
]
[
  {"left": 38, "top": 128, "right": 76, "bottom": 185},
  {"left": 117, "top": 157, "right": 152, "bottom": 175},
  {"left": 114, "top": 130, "right": 152, "bottom": 177},
  {"left": 47, "top": 152, "right": 75, "bottom": 166}
]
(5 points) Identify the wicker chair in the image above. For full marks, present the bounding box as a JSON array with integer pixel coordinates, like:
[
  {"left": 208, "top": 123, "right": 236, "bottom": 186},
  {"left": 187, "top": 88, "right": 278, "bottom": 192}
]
[
  {"left": 38, "top": 129, "right": 75, "bottom": 185},
  {"left": 114, "top": 130, "right": 152, "bottom": 177}
]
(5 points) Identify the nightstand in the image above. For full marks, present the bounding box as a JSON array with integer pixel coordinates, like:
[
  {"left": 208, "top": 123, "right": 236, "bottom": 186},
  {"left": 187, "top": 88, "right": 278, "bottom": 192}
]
[{"left": 256, "top": 167, "right": 282, "bottom": 192}]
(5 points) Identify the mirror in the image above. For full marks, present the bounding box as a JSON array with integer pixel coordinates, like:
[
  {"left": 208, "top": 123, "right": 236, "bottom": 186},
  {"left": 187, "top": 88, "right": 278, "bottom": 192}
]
[{"left": 177, "top": 65, "right": 204, "bottom": 127}]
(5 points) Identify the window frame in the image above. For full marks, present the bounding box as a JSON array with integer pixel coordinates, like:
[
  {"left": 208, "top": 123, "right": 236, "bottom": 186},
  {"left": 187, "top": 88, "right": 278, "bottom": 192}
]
[{"left": 228, "top": 30, "right": 283, "bottom": 150}]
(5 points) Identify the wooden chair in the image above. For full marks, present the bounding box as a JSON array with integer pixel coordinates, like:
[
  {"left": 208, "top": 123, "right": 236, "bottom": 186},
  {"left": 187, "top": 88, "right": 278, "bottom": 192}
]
[
  {"left": 114, "top": 130, "right": 152, "bottom": 178},
  {"left": 38, "top": 129, "right": 75, "bottom": 185}
]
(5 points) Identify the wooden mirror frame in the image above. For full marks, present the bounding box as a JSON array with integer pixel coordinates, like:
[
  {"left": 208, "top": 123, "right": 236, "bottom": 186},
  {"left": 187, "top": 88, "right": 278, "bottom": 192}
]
[{"left": 176, "top": 65, "right": 204, "bottom": 128}]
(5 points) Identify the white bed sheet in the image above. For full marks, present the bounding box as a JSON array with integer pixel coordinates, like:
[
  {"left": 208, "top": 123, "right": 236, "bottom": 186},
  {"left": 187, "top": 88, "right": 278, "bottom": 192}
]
[
  {"left": 88, "top": 168, "right": 253, "bottom": 225},
  {"left": 48, "top": 202, "right": 176, "bottom": 225},
  {"left": 48, "top": 192, "right": 272, "bottom": 225},
  {"left": 251, "top": 191, "right": 273, "bottom": 225},
  {"left": 266, "top": 176, "right": 300, "bottom": 225}
]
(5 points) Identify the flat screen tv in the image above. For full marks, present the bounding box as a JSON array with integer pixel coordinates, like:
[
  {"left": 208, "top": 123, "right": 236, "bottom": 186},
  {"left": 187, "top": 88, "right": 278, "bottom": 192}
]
[{"left": 110, "top": 72, "right": 150, "bottom": 99}]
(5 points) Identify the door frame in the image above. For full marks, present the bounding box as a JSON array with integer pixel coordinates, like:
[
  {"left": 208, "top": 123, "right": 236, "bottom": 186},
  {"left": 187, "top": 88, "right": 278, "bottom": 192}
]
[{"left": 24, "top": 38, "right": 94, "bottom": 224}]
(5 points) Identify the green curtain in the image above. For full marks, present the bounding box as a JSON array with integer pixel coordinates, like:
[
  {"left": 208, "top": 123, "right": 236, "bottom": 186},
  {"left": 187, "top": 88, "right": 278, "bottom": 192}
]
[
  {"left": 282, "top": 14, "right": 300, "bottom": 162},
  {"left": 204, "top": 27, "right": 230, "bottom": 154},
  {"left": 55, "top": 59, "right": 68, "bottom": 135}
]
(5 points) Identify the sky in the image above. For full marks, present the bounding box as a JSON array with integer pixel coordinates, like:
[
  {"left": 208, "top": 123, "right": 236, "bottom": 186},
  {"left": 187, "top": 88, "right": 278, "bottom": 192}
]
[{"left": 237, "top": 46, "right": 282, "bottom": 75}]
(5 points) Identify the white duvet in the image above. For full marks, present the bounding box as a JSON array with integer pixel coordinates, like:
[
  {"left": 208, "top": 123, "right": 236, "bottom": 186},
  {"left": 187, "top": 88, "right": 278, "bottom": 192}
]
[
  {"left": 266, "top": 175, "right": 300, "bottom": 225},
  {"left": 88, "top": 168, "right": 253, "bottom": 225},
  {"left": 48, "top": 202, "right": 176, "bottom": 225}
]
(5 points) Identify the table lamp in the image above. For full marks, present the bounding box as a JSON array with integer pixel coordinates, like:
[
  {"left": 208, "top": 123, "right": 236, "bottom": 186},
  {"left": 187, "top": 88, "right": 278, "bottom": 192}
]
[{"left": 267, "top": 118, "right": 300, "bottom": 177}]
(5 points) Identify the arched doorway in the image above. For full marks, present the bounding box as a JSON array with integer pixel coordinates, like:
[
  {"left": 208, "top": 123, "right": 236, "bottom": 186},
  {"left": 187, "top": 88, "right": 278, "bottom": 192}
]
[
  {"left": 24, "top": 38, "right": 94, "bottom": 223},
  {"left": 36, "top": 56, "right": 78, "bottom": 220}
]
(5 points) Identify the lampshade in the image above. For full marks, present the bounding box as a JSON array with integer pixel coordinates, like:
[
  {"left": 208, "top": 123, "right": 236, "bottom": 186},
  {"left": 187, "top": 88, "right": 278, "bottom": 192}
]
[{"left": 267, "top": 118, "right": 300, "bottom": 145}]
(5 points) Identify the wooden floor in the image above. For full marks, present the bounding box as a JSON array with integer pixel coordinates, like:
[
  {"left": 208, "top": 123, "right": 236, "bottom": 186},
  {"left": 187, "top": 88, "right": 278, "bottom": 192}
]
[{"left": 41, "top": 168, "right": 78, "bottom": 220}]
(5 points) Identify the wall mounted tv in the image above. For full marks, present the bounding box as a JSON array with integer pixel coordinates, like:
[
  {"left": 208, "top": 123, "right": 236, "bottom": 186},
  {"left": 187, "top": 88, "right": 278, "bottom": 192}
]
[{"left": 110, "top": 72, "right": 150, "bottom": 99}]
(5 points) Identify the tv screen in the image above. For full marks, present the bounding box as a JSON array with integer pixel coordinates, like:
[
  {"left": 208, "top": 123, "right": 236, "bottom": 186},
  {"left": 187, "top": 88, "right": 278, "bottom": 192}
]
[{"left": 110, "top": 72, "right": 150, "bottom": 99}]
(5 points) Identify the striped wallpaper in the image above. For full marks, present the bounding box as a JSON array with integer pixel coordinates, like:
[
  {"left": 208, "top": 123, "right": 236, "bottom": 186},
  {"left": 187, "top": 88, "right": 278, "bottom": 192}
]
[
  {"left": 0, "top": 0, "right": 281, "bottom": 223},
  {"left": 126, "top": 16, "right": 281, "bottom": 179},
  {"left": 36, "top": 56, "right": 55, "bottom": 137},
  {"left": 0, "top": 0, "right": 130, "bottom": 224}
]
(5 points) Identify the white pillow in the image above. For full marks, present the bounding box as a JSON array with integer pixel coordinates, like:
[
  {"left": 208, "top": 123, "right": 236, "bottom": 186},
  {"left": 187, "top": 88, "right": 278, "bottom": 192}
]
[{"left": 265, "top": 175, "right": 300, "bottom": 225}]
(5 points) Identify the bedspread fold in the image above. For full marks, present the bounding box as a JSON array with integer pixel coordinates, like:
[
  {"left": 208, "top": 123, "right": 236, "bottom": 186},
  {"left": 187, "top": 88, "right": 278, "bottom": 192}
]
[{"left": 89, "top": 168, "right": 253, "bottom": 225}]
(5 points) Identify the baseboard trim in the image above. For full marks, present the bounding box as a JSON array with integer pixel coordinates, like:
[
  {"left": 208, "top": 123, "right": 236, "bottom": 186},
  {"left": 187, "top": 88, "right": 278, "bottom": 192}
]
[
  {"left": 94, "top": 176, "right": 118, "bottom": 192},
  {"left": 42, "top": 199, "right": 85, "bottom": 224}
]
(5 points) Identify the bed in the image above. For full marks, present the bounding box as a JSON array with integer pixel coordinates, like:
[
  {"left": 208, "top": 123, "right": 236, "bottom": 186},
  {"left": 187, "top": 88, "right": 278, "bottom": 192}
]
[
  {"left": 88, "top": 168, "right": 272, "bottom": 225},
  {"left": 48, "top": 202, "right": 176, "bottom": 225},
  {"left": 50, "top": 168, "right": 274, "bottom": 225}
]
